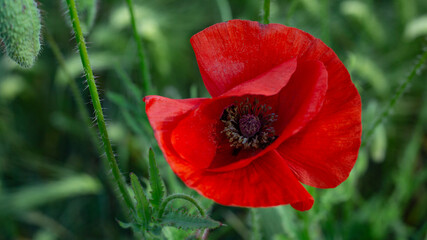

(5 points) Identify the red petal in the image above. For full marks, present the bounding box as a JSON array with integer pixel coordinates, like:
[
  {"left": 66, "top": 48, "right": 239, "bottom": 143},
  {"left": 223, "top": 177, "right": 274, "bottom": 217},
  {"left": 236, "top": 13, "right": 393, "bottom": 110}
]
[
  {"left": 277, "top": 40, "right": 362, "bottom": 188},
  {"left": 170, "top": 59, "right": 298, "bottom": 170},
  {"left": 274, "top": 60, "right": 328, "bottom": 141},
  {"left": 170, "top": 100, "right": 218, "bottom": 169},
  {"left": 180, "top": 149, "right": 313, "bottom": 209},
  {"left": 191, "top": 20, "right": 315, "bottom": 97},
  {"left": 145, "top": 97, "right": 313, "bottom": 210},
  {"left": 204, "top": 60, "right": 328, "bottom": 172},
  {"left": 143, "top": 95, "right": 208, "bottom": 158},
  {"left": 221, "top": 58, "right": 297, "bottom": 97},
  {"left": 143, "top": 96, "right": 207, "bottom": 130}
]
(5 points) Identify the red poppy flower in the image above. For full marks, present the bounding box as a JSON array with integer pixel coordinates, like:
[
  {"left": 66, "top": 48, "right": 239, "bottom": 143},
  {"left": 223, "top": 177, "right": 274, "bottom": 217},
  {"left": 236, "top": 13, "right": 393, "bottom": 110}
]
[{"left": 144, "top": 20, "right": 361, "bottom": 211}]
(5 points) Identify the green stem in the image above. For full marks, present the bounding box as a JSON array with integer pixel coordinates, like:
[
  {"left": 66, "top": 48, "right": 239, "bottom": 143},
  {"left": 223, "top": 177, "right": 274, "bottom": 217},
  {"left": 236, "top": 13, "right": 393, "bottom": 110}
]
[
  {"left": 216, "top": 0, "right": 232, "bottom": 21},
  {"left": 65, "top": 0, "right": 135, "bottom": 212},
  {"left": 158, "top": 194, "right": 206, "bottom": 219},
  {"left": 125, "top": 0, "right": 151, "bottom": 94},
  {"left": 362, "top": 48, "right": 427, "bottom": 147},
  {"left": 263, "top": 0, "right": 271, "bottom": 24},
  {"left": 250, "top": 209, "right": 261, "bottom": 240}
]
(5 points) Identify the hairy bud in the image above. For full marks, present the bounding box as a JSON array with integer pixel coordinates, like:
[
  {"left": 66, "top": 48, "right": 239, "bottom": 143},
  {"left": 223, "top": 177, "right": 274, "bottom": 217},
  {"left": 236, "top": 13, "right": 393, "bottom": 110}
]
[{"left": 0, "top": 0, "right": 42, "bottom": 68}]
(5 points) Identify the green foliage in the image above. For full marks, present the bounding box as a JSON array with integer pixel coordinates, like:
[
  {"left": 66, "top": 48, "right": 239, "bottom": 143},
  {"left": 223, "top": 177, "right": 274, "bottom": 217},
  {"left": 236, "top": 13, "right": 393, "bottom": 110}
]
[
  {"left": 130, "top": 173, "right": 151, "bottom": 229},
  {"left": 404, "top": 15, "right": 427, "bottom": 40},
  {"left": 161, "top": 210, "right": 221, "bottom": 230},
  {"left": 340, "top": 1, "right": 386, "bottom": 46},
  {"left": 0, "top": 174, "right": 101, "bottom": 215},
  {"left": 120, "top": 151, "right": 221, "bottom": 238},
  {"left": 348, "top": 53, "right": 389, "bottom": 98},
  {"left": 250, "top": 209, "right": 262, "bottom": 240},
  {"left": 148, "top": 148, "right": 166, "bottom": 210},
  {"left": 0, "top": 0, "right": 41, "bottom": 68},
  {"left": 117, "top": 220, "right": 139, "bottom": 230}
]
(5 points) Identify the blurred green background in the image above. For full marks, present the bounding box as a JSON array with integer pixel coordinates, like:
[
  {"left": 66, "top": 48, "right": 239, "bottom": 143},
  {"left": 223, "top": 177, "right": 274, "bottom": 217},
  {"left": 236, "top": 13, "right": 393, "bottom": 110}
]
[{"left": 0, "top": 0, "right": 426, "bottom": 239}]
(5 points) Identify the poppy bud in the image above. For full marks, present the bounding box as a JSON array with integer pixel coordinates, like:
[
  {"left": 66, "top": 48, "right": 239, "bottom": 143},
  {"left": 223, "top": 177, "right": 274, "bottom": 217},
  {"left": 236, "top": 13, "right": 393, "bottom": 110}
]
[{"left": 0, "top": 0, "right": 41, "bottom": 68}]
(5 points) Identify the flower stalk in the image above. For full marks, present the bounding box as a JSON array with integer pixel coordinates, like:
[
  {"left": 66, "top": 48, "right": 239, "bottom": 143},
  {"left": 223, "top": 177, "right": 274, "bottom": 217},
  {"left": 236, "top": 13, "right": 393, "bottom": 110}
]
[
  {"left": 158, "top": 193, "right": 206, "bottom": 219},
  {"left": 125, "top": 0, "right": 152, "bottom": 94},
  {"left": 216, "top": 0, "right": 232, "bottom": 21},
  {"left": 263, "top": 0, "right": 271, "bottom": 24},
  {"left": 65, "top": 0, "right": 135, "bottom": 212},
  {"left": 362, "top": 47, "right": 427, "bottom": 147}
]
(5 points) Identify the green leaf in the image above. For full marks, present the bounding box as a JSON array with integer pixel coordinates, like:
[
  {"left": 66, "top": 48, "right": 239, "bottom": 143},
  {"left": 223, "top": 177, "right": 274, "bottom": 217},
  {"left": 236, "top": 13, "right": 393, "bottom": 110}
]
[
  {"left": 107, "top": 92, "right": 133, "bottom": 111},
  {"left": 0, "top": 174, "right": 101, "bottom": 215},
  {"left": 114, "top": 66, "right": 143, "bottom": 101},
  {"left": 161, "top": 210, "right": 221, "bottom": 230},
  {"left": 130, "top": 173, "right": 151, "bottom": 229},
  {"left": 117, "top": 220, "right": 141, "bottom": 232},
  {"left": 117, "top": 220, "right": 134, "bottom": 229},
  {"left": 404, "top": 15, "right": 427, "bottom": 41},
  {"left": 340, "top": 1, "right": 385, "bottom": 46},
  {"left": 370, "top": 123, "right": 387, "bottom": 163},
  {"left": 148, "top": 148, "right": 166, "bottom": 210}
]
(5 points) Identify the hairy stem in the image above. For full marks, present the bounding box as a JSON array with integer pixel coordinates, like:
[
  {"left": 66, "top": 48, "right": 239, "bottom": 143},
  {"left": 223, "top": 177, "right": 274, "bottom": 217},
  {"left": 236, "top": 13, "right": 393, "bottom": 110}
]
[
  {"left": 158, "top": 194, "right": 206, "bottom": 219},
  {"left": 65, "top": 0, "right": 135, "bottom": 212},
  {"left": 125, "top": 0, "right": 152, "bottom": 94},
  {"left": 263, "top": 0, "right": 271, "bottom": 24},
  {"left": 362, "top": 48, "right": 427, "bottom": 146}
]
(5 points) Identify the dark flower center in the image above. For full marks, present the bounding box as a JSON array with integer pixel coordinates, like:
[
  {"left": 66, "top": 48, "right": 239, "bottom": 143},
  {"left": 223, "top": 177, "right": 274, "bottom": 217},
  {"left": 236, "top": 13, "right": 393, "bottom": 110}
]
[
  {"left": 221, "top": 98, "right": 278, "bottom": 151},
  {"left": 239, "top": 114, "right": 261, "bottom": 138}
]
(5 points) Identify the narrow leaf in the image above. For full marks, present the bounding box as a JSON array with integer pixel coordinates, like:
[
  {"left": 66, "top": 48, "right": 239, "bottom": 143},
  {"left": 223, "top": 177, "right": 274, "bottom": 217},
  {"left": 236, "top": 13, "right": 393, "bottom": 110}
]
[
  {"left": 117, "top": 220, "right": 134, "bottom": 229},
  {"left": 130, "top": 173, "right": 151, "bottom": 229},
  {"left": 0, "top": 174, "right": 101, "bottom": 215},
  {"left": 117, "top": 219, "right": 141, "bottom": 232},
  {"left": 161, "top": 211, "right": 221, "bottom": 230},
  {"left": 148, "top": 148, "right": 166, "bottom": 210}
]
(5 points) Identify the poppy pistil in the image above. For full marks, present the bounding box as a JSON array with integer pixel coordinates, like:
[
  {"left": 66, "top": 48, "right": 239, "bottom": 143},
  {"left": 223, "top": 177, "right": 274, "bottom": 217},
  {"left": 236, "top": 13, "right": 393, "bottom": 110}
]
[{"left": 221, "top": 98, "right": 278, "bottom": 151}]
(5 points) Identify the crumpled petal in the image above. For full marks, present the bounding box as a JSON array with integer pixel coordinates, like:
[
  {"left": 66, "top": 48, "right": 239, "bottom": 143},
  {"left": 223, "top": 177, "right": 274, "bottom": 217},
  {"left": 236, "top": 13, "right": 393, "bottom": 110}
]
[
  {"left": 171, "top": 100, "right": 219, "bottom": 170},
  {"left": 172, "top": 60, "right": 328, "bottom": 173},
  {"left": 220, "top": 58, "right": 297, "bottom": 97},
  {"left": 143, "top": 96, "right": 207, "bottom": 130},
  {"left": 144, "top": 96, "right": 208, "bottom": 159},
  {"left": 277, "top": 39, "right": 362, "bottom": 189},
  {"left": 170, "top": 58, "right": 298, "bottom": 170},
  {"left": 191, "top": 20, "right": 312, "bottom": 97},
  {"left": 192, "top": 150, "right": 314, "bottom": 210}
]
